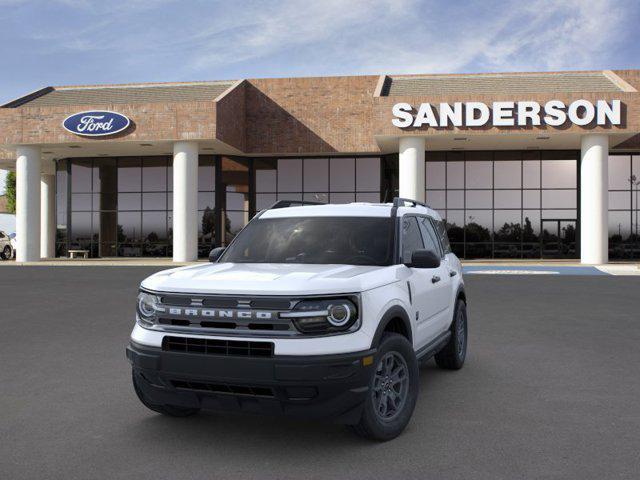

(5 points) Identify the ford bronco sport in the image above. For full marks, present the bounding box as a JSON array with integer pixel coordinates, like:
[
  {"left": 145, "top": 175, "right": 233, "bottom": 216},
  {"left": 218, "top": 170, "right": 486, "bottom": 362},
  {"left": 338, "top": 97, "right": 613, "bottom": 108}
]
[{"left": 127, "top": 198, "right": 467, "bottom": 441}]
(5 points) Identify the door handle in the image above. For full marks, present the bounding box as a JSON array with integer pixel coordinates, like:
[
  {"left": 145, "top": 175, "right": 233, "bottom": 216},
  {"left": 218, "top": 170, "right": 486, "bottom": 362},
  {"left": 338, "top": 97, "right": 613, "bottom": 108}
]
[
  {"left": 431, "top": 275, "right": 441, "bottom": 284},
  {"left": 449, "top": 270, "right": 457, "bottom": 277}
]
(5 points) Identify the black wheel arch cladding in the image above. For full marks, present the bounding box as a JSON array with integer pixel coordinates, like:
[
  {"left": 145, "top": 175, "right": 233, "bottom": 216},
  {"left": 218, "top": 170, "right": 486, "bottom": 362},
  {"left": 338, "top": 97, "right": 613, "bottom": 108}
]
[{"left": 371, "top": 305, "right": 413, "bottom": 348}]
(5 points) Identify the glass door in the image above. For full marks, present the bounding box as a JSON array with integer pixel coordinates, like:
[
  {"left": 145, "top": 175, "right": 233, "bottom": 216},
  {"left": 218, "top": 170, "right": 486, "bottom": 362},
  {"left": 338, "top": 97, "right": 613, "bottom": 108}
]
[{"left": 541, "top": 219, "right": 577, "bottom": 258}]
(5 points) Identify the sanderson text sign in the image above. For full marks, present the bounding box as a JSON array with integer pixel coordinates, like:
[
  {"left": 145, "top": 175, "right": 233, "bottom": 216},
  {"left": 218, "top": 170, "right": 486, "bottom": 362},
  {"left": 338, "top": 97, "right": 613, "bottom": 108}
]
[
  {"left": 63, "top": 110, "right": 131, "bottom": 137},
  {"left": 392, "top": 100, "right": 622, "bottom": 128}
]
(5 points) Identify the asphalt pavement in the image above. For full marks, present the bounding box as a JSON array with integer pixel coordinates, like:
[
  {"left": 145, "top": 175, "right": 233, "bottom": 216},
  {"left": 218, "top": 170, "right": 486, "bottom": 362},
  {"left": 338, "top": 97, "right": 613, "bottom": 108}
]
[{"left": 1, "top": 267, "right": 639, "bottom": 480}]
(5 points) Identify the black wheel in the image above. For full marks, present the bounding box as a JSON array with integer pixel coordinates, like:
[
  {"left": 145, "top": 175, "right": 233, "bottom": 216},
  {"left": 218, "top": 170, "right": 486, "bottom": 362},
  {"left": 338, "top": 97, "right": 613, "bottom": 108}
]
[
  {"left": 1, "top": 245, "right": 11, "bottom": 260},
  {"left": 434, "top": 299, "right": 467, "bottom": 370},
  {"left": 131, "top": 370, "right": 200, "bottom": 417},
  {"left": 350, "top": 333, "right": 419, "bottom": 441}
]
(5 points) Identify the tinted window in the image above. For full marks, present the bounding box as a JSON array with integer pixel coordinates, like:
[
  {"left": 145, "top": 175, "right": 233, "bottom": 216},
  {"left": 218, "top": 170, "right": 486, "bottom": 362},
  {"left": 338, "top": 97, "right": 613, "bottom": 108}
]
[
  {"left": 418, "top": 217, "right": 442, "bottom": 257},
  {"left": 401, "top": 217, "right": 424, "bottom": 264},
  {"left": 435, "top": 219, "right": 452, "bottom": 254},
  {"left": 220, "top": 217, "right": 393, "bottom": 265}
]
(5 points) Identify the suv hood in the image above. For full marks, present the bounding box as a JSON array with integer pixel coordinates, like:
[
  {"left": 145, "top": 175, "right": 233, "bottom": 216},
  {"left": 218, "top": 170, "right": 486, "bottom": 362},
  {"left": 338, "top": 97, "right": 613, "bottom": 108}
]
[{"left": 141, "top": 263, "right": 400, "bottom": 295}]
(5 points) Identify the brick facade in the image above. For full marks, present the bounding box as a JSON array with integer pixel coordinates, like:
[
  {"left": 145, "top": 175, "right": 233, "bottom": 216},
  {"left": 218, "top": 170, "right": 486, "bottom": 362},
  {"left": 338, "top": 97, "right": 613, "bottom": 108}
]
[{"left": 0, "top": 70, "right": 639, "bottom": 157}]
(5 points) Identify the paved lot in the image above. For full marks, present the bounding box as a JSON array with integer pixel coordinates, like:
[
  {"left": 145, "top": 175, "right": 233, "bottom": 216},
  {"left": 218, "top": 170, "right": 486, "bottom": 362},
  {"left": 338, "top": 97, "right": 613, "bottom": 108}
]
[{"left": 1, "top": 267, "right": 639, "bottom": 480}]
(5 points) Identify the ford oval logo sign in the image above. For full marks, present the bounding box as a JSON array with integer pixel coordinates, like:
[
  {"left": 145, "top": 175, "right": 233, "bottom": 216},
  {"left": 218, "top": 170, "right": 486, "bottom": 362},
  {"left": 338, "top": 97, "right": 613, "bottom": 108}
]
[{"left": 62, "top": 110, "right": 130, "bottom": 137}]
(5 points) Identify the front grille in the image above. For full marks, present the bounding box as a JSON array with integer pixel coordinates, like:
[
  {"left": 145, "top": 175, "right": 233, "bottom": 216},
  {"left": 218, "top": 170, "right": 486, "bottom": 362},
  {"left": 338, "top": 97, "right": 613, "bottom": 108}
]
[
  {"left": 171, "top": 380, "right": 275, "bottom": 397},
  {"left": 162, "top": 336, "right": 274, "bottom": 357},
  {"left": 152, "top": 294, "right": 298, "bottom": 337}
]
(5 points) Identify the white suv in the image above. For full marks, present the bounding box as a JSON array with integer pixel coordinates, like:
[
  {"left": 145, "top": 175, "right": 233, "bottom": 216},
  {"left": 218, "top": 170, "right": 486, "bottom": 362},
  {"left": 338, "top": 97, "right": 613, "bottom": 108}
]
[{"left": 127, "top": 198, "right": 467, "bottom": 441}]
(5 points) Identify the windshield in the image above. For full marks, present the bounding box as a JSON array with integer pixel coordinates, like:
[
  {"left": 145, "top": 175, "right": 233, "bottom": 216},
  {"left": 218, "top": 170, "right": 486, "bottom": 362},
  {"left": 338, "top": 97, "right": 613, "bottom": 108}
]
[{"left": 220, "top": 216, "right": 393, "bottom": 265}]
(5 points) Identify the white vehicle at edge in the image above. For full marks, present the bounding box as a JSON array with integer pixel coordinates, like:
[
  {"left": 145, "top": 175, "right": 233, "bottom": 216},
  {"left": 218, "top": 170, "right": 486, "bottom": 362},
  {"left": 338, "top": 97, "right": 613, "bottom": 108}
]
[{"left": 127, "top": 198, "right": 468, "bottom": 441}]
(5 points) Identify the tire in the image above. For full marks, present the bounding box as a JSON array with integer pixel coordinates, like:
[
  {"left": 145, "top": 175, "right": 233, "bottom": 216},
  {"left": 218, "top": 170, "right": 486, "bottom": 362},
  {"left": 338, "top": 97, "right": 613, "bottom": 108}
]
[
  {"left": 1, "top": 245, "right": 11, "bottom": 260},
  {"left": 350, "top": 333, "right": 419, "bottom": 441},
  {"left": 131, "top": 370, "right": 200, "bottom": 417},
  {"left": 434, "top": 299, "right": 467, "bottom": 370}
]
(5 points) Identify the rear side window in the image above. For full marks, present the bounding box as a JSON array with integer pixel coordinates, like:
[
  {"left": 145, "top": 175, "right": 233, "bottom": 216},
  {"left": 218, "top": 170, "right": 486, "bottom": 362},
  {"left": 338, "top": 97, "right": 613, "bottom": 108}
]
[
  {"left": 434, "top": 219, "right": 452, "bottom": 254},
  {"left": 418, "top": 217, "right": 442, "bottom": 257},
  {"left": 401, "top": 217, "right": 424, "bottom": 264},
  {"left": 0, "top": 232, "right": 5, "bottom": 239}
]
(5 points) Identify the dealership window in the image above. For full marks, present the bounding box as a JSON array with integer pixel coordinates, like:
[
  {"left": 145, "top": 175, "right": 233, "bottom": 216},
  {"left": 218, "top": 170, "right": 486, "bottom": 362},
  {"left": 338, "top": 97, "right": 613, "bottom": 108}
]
[
  {"left": 254, "top": 157, "right": 381, "bottom": 210},
  {"left": 425, "top": 150, "right": 578, "bottom": 259},
  {"left": 608, "top": 154, "right": 640, "bottom": 260},
  {"left": 65, "top": 156, "right": 173, "bottom": 258}
]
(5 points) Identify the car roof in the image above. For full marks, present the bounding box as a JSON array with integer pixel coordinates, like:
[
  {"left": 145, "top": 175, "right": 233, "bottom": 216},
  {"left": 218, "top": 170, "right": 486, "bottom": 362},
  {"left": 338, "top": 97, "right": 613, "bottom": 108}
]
[{"left": 259, "top": 202, "right": 443, "bottom": 221}]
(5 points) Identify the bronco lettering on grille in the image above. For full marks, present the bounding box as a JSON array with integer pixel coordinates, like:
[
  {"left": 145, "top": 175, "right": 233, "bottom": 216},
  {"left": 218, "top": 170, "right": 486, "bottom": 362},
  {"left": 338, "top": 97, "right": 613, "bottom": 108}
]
[{"left": 160, "top": 307, "right": 275, "bottom": 320}]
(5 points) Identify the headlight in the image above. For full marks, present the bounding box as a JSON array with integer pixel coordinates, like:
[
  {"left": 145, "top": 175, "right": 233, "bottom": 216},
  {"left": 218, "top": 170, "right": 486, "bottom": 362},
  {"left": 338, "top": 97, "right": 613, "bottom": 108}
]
[
  {"left": 282, "top": 297, "right": 359, "bottom": 335},
  {"left": 136, "top": 291, "right": 160, "bottom": 327}
]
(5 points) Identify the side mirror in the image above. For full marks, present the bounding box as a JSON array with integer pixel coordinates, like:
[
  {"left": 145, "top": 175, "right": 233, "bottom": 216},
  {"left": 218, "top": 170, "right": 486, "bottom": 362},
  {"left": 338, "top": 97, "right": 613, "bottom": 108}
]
[
  {"left": 208, "top": 247, "right": 226, "bottom": 263},
  {"left": 406, "top": 249, "right": 440, "bottom": 269}
]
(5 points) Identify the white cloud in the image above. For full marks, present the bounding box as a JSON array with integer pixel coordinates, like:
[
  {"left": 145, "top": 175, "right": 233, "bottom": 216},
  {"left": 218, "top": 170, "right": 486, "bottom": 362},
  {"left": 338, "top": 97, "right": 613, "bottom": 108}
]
[{"left": 2, "top": 0, "right": 635, "bottom": 84}]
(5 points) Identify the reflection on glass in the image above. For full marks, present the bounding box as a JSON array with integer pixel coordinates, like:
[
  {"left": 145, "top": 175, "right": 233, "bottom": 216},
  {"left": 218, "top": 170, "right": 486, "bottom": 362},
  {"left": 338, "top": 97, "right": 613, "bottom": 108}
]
[
  {"left": 523, "top": 160, "right": 540, "bottom": 188},
  {"left": 356, "top": 158, "right": 380, "bottom": 191},
  {"left": 447, "top": 190, "right": 464, "bottom": 209},
  {"left": 608, "top": 155, "right": 630, "bottom": 190},
  {"left": 541, "top": 160, "right": 576, "bottom": 188},
  {"left": 118, "top": 193, "right": 141, "bottom": 211},
  {"left": 465, "top": 161, "right": 492, "bottom": 188},
  {"left": 542, "top": 190, "right": 576, "bottom": 209},
  {"left": 466, "top": 190, "right": 492, "bottom": 209},
  {"left": 330, "top": 158, "right": 355, "bottom": 192},
  {"left": 304, "top": 192, "right": 329, "bottom": 203},
  {"left": 197, "top": 192, "right": 215, "bottom": 210},
  {"left": 142, "top": 212, "right": 167, "bottom": 242},
  {"left": 118, "top": 212, "right": 142, "bottom": 244},
  {"left": 277, "top": 159, "right": 302, "bottom": 192},
  {"left": 494, "top": 161, "right": 521, "bottom": 188},
  {"left": 426, "top": 190, "right": 446, "bottom": 210},
  {"left": 143, "top": 157, "right": 167, "bottom": 191},
  {"left": 143, "top": 192, "right": 167, "bottom": 211},
  {"left": 494, "top": 190, "right": 521, "bottom": 208},
  {"left": 71, "top": 159, "right": 92, "bottom": 193},
  {"left": 523, "top": 190, "right": 540, "bottom": 209},
  {"left": 304, "top": 158, "right": 328, "bottom": 191},
  {"left": 256, "top": 193, "right": 277, "bottom": 210},
  {"left": 426, "top": 162, "right": 445, "bottom": 189},
  {"left": 255, "top": 158, "right": 277, "bottom": 192},
  {"left": 198, "top": 156, "right": 215, "bottom": 191},
  {"left": 447, "top": 162, "right": 464, "bottom": 189},
  {"left": 465, "top": 210, "right": 492, "bottom": 242},
  {"left": 117, "top": 158, "right": 142, "bottom": 191},
  {"left": 330, "top": 192, "right": 356, "bottom": 204}
]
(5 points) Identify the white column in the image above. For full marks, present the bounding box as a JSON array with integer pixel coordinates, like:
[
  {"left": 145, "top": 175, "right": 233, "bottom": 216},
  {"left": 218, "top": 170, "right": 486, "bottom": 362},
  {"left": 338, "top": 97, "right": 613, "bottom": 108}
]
[
  {"left": 40, "top": 162, "right": 56, "bottom": 259},
  {"left": 399, "top": 137, "right": 425, "bottom": 202},
  {"left": 172, "top": 141, "right": 198, "bottom": 262},
  {"left": 16, "top": 146, "right": 41, "bottom": 262},
  {"left": 580, "top": 134, "right": 609, "bottom": 264}
]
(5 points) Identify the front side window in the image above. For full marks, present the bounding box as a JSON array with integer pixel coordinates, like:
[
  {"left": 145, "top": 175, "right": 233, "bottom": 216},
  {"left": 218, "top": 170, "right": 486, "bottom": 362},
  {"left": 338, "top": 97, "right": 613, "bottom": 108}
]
[
  {"left": 418, "top": 217, "right": 442, "bottom": 257},
  {"left": 401, "top": 217, "right": 424, "bottom": 264},
  {"left": 435, "top": 219, "right": 452, "bottom": 254},
  {"left": 220, "top": 216, "right": 393, "bottom": 266}
]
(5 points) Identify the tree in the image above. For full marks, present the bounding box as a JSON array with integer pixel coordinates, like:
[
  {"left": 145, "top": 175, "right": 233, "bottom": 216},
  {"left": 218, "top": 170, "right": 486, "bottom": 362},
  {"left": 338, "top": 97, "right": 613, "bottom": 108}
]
[{"left": 5, "top": 171, "right": 16, "bottom": 214}]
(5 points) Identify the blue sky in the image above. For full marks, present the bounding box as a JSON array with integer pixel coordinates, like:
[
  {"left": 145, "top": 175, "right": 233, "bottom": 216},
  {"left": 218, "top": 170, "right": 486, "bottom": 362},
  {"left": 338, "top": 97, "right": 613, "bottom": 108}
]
[{"left": 1, "top": 0, "right": 639, "bottom": 192}]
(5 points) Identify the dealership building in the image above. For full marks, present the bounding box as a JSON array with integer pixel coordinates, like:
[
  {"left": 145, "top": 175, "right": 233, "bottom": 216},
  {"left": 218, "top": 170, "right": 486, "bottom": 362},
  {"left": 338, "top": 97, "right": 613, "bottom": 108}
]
[{"left": 1, "top": 69, "right": 639, "bottom": 263}]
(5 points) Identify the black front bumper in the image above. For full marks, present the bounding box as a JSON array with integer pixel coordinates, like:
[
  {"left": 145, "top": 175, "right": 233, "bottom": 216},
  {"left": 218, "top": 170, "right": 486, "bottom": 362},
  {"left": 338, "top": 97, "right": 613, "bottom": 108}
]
[{"left": 126, "top": 341, "right": 376, "bottom": 424}]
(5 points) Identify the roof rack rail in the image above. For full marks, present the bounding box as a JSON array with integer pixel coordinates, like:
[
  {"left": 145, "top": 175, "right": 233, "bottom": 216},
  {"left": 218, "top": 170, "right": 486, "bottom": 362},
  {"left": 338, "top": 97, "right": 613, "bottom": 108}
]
[
  {"left": 269, "top": 200, "right": 325, "bottom": 209},
  {"left": 392, "top": 197, "right": 431, "bottom": 209}
]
